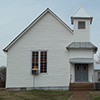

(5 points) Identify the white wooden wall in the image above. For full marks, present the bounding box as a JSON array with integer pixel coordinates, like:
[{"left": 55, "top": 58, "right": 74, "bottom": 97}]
[
  {"left": 6, "top": 12, "right": 73, "bottom": 89},
  {"left": 73, "top": 19, "right": 90, "bottom": 42},
  {"left": 69, "top": 49, "right": 94, "bottom": 82}
]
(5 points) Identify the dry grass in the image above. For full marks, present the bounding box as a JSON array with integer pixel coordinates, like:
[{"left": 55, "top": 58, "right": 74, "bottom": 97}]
[
  {"left": 89, "top": 91, "right": 100, "bottom": 100},
  {"left": 0, "top": 89, "right": 72, "bottom": 100}
]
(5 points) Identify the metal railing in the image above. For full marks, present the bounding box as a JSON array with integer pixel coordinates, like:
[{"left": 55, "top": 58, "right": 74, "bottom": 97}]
[
  {"left": 92, "top": 74, "right": 94, "bottom": 83},
  {"left": 70, "top": 74, "right": 72, "bottom": 83}
]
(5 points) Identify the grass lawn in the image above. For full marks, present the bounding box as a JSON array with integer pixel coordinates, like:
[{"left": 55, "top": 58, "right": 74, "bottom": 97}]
[
  {"left": 89, "top": 91, "right": 100, "bottom": 100},
  {"left": 0, "top": 89, "right": 72, "bottom": 100}
]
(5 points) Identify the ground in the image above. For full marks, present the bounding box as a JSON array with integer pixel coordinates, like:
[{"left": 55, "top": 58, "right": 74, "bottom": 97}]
[
  {"left": 89, "top": 91, "right": 100, "bottom": 100},
  {"left": 0, "top": 89, "right": 100, "bottom": 100},
  {"left": 69, "top": 91, "right": 100, "bottom": 100},
  {"left": 69, "top": 91, "right": 90, "bottom": 100},
  {"left": 0, "top": 89, "right": 72, "bottom": 100}
]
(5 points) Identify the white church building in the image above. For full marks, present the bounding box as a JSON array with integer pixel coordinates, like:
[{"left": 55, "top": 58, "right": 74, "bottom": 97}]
[{"left": 3, "top": 7, "right": 97, "bottom": 90}]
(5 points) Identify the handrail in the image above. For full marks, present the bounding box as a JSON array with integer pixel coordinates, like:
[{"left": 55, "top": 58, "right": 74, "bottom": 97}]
[
  {"left": 70, "top": 74, "right": 72, "bottom": 83},
  {"left": 92, "top": 74, "right": 94, "bottom": 83}
]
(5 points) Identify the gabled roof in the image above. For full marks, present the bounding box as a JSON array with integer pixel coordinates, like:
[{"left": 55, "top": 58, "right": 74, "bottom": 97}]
[
  {"left": 71, "top": 6, "right": 93, "bottom": 24},
  {"left": 3, "top": 8, "right": 73, "bottom": 52},
  {"left": 72, "top": 6, "right": 92, "bottom": 18},
  {"left": 66, "top": 42, "right": 98, "bottom": 53}
]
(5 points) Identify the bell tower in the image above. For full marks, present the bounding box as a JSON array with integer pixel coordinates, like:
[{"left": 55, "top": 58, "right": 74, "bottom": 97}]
[{"left": 71, "top": 6, "right": 93, "bottom": 42}]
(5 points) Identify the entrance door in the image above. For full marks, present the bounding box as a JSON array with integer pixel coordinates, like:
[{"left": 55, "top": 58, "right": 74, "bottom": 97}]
[{"left": 75, "top": 64, "right": 88, "bottom": 82}]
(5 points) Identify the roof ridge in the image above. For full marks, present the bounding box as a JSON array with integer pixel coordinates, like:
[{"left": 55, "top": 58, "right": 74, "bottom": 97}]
[
  {"left": 81, "top": 6, "right": 92, "bottom": 17},
  {"left": 72, "top": 6, "right": 82, "bottom": 17}
]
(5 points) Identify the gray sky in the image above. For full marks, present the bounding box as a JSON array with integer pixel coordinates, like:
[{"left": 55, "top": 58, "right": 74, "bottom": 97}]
[{"left": 0, "top": 0, "right": 100, "bottom": 66}]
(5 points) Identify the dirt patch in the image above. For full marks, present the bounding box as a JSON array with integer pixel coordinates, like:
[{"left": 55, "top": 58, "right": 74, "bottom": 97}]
[{"left": 69, "top": 91, "right": 90, "bottom": 100}]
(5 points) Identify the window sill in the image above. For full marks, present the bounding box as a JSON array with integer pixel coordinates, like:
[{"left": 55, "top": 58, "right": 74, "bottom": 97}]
[{"left": 40, "top": 73, "right": 48, "bottom": 75}]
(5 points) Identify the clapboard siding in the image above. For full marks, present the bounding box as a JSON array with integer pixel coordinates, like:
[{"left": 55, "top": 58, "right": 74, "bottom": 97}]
[
  {"left": 69, "top": 49, "right": 93, "bottom": 58},
  {"left": 6, "top": 12, "right": 73, "bottom": 88},
  {"left": 74, "top": 19, "right": 90, "bottom": 42}
]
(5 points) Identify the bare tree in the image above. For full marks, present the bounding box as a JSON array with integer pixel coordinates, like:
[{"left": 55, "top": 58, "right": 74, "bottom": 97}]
[
  {"left": 0, "top": 66, "right": 6, "bottom": 87},
  {"left": 95, "top": 55, "right": 100, "bottom": 64}
]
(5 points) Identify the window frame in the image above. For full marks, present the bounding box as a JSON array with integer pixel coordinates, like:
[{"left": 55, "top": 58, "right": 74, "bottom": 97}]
[
  {"left": 78, "top": 21, "right": 85, "bottom": 29},
  {"left": 32, "top": 50, "right": 47, "bottom": 74},
  {"left": 32, "top": 51, "right": 39, "bottom": 69},
  {"left": 40, "top": 51, "right": 47, "bottom": 73}
]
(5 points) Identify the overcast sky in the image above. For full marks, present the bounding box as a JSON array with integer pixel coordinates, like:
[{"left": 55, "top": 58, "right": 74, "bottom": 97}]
[{"left": 0, "top": 0, "right": 100, "bottom": 66}]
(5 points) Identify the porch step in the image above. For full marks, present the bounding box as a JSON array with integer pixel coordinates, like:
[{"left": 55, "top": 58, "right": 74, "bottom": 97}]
[{"left": 69, "top": 83, "right": 94, "bottom": 91}]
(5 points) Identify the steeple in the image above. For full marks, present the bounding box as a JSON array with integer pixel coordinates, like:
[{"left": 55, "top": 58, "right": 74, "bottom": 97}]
[
  {"left": 71, "top": 6, "right": 93, "bottom": 24},
  {"left": 71, "top": 6, "right": 93, "bottom": 42}
]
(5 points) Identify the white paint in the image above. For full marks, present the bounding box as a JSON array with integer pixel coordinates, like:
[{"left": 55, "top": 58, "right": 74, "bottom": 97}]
[
  {"left": 69, "top": 49, "right": 94, "bottom": 83},
  {"left": 73, "top": 19, "right": 90, "bottom": 42},
  {"left": 6, "top": 12, "right": 73, "bottom": 88},
  {"left": 72, "top": 6, "right": 92, "bottom": 18},
  {"left": 5, "top": 8, "right": 96, "bottom": 90},
  {"left": 4, "top": 8, "right": 73, "bottom": 52},
  {"left": 88, "top": 64, "right": 94, "bottom": 82},
  {"left": 71, "top": 6, "right": 92, "bottom": 24},
  {"left": 69, "top": 49, "right": 93, "bottom": 58}
]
